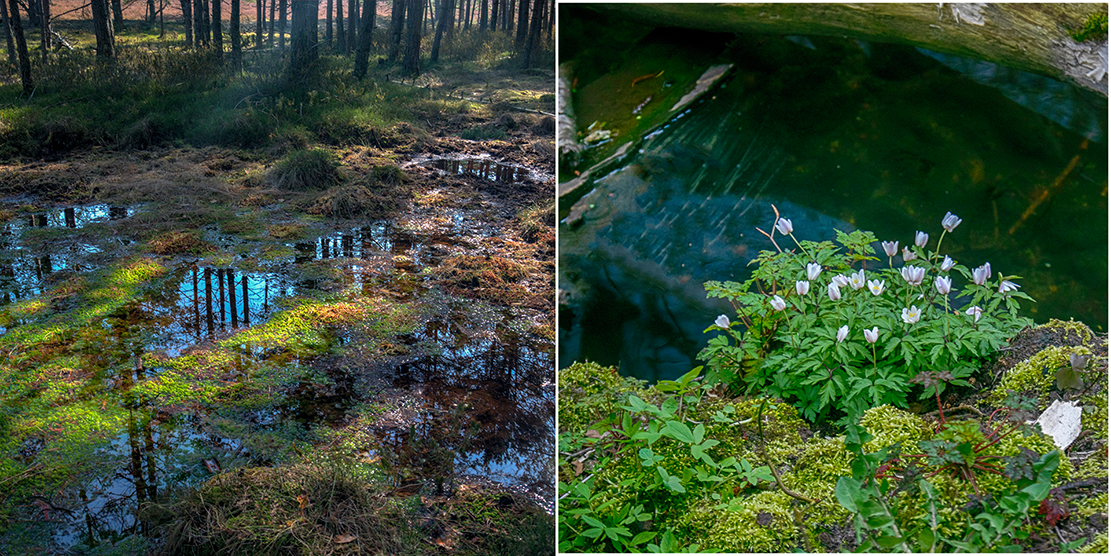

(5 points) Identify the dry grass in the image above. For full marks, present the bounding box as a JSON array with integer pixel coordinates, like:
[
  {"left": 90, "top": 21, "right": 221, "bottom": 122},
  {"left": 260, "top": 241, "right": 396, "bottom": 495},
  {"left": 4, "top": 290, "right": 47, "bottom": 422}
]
[
  {"left": 148, "top": 230, "right": 215, "bottom": 255},
  {"left": 308, "top": 184, "right": 403, "bottom": 219}
]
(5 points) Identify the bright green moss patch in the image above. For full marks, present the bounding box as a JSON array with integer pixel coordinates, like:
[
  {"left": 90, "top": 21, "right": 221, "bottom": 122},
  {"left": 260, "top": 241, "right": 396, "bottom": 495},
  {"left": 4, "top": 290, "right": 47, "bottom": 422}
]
[
  {"left": 859, "top": 404, "right": 928, "bottom": 453},
  {"left": 686, "top": 490, "right": 800, "bottom": 552},
  {"left": 987, "top": 344, "right": 1091, "bottom": 407}
]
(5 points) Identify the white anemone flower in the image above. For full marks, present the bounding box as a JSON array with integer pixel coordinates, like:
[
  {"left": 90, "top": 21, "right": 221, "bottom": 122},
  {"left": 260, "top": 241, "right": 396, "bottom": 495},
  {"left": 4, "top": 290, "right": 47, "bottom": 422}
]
[
  {"left": 828, "top": 282, "right": 842, "bottom": 301},
  {"left": 775, "top": 218, "right": 793, "bottom": 235},
  {"left": 902, "top": 246, "right": 917, "bottom": 262},
  {"left": 770, "top": 295, "right": 787, "bottom": 311},
  {"left": 972, "top": 263, "right": 991, "bottom": 286},
  {"left": 832, "top": 274, "right": 850, "bottom": 288},
  {"left": 940, "top": 255, "right": 955, "bottom": 272},
  {"left": 941, "top": 212, "right": 962, "bottom": 232},
  {"left": 806, "top": 262, "right": 821, "bottom": 281},
  {"left": 934, "top": 276, "right": 952, "bottom": 295},
  {"left": 867, "top": 279, "right": 885, "bottom": 296},
  {"left": 715, "top": 314, "right": 730, "bottom": 329},
  {"left": 836, "top": 325, "right": 849, "bottom": 343},
  {"left": 796, "top": 280, "right": 810, "bottom": 296},
  {"left": 999, "top": 280, "right": 1020, "bottom": 294},
  {"left": 901, "top": 305, "right": 921, "bottom": 324},
  {"left": 915, "top": 231, "right": 929, "bottom": 248},
  {"left": 965, "top": 306, "right": 982, "bottom": 323},
  {"left": 863, "top": 327, "right": 879, "bottom": 344},
  {"left": 849, "top": 269, "right": 866, "bottom": 290},
  {"left": 882, "top": 241, "right": 899, "bottom": 257},
  {"left": 900, "top": 265, "right": 926, "bottom": 286}
]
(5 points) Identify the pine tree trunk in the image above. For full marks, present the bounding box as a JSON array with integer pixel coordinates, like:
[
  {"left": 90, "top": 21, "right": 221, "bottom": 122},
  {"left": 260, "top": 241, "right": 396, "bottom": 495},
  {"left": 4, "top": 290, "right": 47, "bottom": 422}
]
[
  {"left": 267, "top": 0, "right": 275, "bottom": 46},
  {"left": 91, "top": 0, "right": 114, "bottom": 58},
  {"left": 401, "top": 0, "right": 422, "bottom": 75},
  {"left": 353, "top": 0, "right": 376, "bottom": 78},
  {"left": 347, "top": 0, "right": 357, "bottom": 53},
  {"left": 212, "top": 0, "right": 222, "bottom": 60},
  {"left": 429, "top": 0, "right": 447, "bottom": 63},
  {"left": 278, "top": 0, "right": 286, "bottom": 49},
  {"left": 288, "top": 0, "right": 318, "bottom": 76},
  {"left": 255, "top": 0, "right": 262, "bottom": 47},
  {"left": 39, "top": 0, "right": 50, "bottom": 59},
  {"left": 513, "top": 0, "right": 525, "bottom": 48},
  {"left": 388, "top": 0, "right": 404, "bottom": 62},
  {"left": 230, "top": 0, "right": 240, "bottom": 67},
  {"left": 520, "top": 0, "right": 540, "bottom": 68},
  {"left": 335, "top": 0, "right": 344, "bottom": 53},
  {"left": 111, "top": 0, "right": 123, "bottom": 29},
  {"left": 180, "top": 0, "right": 192, "bottom": 46},
  {"left": 0, "top": 0, "right": 19, "bottom": 67},
  {"left": 325, "top": 0, "right": 332, "bottom": 45},
  {"left": 7, "top": 0, "right": 31, "bottom": 94}
]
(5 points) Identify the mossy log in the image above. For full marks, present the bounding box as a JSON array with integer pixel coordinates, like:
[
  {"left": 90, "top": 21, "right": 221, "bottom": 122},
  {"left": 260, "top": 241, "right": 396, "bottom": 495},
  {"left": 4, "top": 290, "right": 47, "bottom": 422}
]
[{"left": 587, "top": 3, "right": 1108, "bottom": 95}]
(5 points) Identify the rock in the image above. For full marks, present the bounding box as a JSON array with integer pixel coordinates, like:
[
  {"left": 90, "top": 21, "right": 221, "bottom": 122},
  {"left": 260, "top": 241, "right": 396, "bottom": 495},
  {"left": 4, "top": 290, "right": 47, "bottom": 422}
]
[{"left": 1034, "top": 399, "right": 1083, "bottom": 450}]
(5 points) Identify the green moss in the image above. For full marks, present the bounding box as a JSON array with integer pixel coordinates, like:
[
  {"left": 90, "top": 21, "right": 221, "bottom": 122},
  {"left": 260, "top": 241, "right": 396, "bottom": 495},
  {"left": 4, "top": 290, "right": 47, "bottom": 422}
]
[
  {"left": 987, "top": 345, "right": 1091, "bottom": 407},
  {"left": 780, "top": 436, "right": 853, "bottom": 520},
  {"left": 1079, "top": 533, "right": 1108, "bottom": 553},
  {"left": 1074, "top": 492, "right": 1108, "bottom": 521},
  {"left": 687, "top": 490, "right": 801, "bottom": 552},
  {"left": 1069, "top": 11, "right": 1108, "bottom": 42},
  {"left": 860, "top": 404, "right": 929, "bottom": 453},
  {"left": 557, "top": 361, "right": 649, "bottom": 433}
]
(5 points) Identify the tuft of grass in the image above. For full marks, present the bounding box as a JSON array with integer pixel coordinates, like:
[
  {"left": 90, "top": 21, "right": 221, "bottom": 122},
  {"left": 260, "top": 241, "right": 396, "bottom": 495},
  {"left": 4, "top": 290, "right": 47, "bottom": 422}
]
[
  {"left": 267, "top": 148, "right": 345, "bottom": 191},
  {"left": 1070, "top": 11, "right": 1108, "bottom": 42}
]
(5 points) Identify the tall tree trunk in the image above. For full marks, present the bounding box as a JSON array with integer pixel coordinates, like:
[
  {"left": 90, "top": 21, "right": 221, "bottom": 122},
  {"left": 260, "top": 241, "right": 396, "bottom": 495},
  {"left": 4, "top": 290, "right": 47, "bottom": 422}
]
[
  {"left": 0, "top": 0, "right": 19, "bottom": 67},
  {"left": 146, "top": 0, "right": 155, "bottom": 22},
  {"left": 193, "top": 0, "right": 204, "bottom": 44},
  {"left": 401, "top": 0, "right": 421, "bottom": 75},
  {"left": 288, "top": 0, "right": 318, "bottom": 76},
  {"left": 387, "top": 0, "right": 404, "bottom": 62},
  {"left": 7, "top": 0, "right": 31, "bottom": 94},
  {"left": 24, "top": 0, "right": 39, "bottom": 28},
  {"left": 429, "top": 0, "right": 447, "bottom": 63},
  {"left": 255, "top": 0, "right": 262, "bottom": 46},
  {"left": 201, "top": 0, "right": 210, "bottom": 44},
  {"left": 180, "top": 0, "right": 192, "bottom": 46},
  {"left": 513, "top": 0, "right": 525, "bottom": 47},
  {"left": 212, "top": 0, "right": 222, "bottom": 60},
  {"left": 230, "top": 0, "right": 240, "bottom": 67},
  {"left": 478, "top": 0, "right": 486, "bottom": 30},
  {"left": 347, "top": 0, "right": 357, "bottom": 53},
  {"left": 353, "top": 0, "right": 376, "bottom": 78},
  {"left": 39, "top": 0, "right": 50, "bottom": 59},
  {"left": 91, "top": 0, "right": 114, "bottom": 58},
  {"left": 487, "top": 0, "right": 494, "bottom": 32},
  {"left": 268, "top": 0, "right": 275, "bottom": 46},
  {"left": 520, "top": 0, "right": 540, "bottom": 68},
  {"left": 325, "top": 0, "right": 332, "bottom": 45},
  {"left": 111, "top": 0, "right": 123, "bottom": 29},
  {"left": 278, "top": 0, "right": 286, "bottom": 50},
  {"left": 334, "top": 0, "right": 343, "bottom": 53}
]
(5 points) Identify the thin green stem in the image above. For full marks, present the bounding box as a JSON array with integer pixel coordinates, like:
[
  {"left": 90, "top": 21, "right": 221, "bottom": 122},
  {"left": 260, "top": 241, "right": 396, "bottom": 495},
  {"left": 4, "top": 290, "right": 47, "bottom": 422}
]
[{"left": 787, "top": 232, "right": 814, "bottom": 261}]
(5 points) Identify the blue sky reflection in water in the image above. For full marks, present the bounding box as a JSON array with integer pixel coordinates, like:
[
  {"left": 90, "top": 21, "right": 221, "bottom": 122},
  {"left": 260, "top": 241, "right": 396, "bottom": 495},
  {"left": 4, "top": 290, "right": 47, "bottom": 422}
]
[{"left": 559, "top": 24, "right": 1108, "bottom": 383}]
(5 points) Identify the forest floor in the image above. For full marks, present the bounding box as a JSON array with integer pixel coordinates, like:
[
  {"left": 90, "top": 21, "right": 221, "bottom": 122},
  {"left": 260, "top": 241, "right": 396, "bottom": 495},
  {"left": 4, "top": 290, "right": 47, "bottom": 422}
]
[{"left": 0, "top": 31, "right": 555, "bottom": 555}]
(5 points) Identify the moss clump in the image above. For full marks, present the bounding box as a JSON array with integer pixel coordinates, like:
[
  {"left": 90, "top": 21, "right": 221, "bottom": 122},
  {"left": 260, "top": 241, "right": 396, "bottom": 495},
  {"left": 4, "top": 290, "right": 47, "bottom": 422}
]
[
  {"left": 148, "top": 230, "right": 215, "bottom": 255},
  {"left": 557, "top": 361, "right": 648, "bottom": 434},
  {"left": 1079, "top": 532, "right": 1108, "bottom": 553},
  {"left": 686, "top": 490, "right": 801, "bottom": 552},
  {"left": 268, "top": 148, "right": 344, "bottom": 191},
  {"left": 859, "top": 405, "right": 928, "bottom": 453},
  {"left": 1069, "top": 11, "right": 1108, "bottom": 42},
  {"left": 987, "top": 345, "right": 1091, "bottom": 407}
]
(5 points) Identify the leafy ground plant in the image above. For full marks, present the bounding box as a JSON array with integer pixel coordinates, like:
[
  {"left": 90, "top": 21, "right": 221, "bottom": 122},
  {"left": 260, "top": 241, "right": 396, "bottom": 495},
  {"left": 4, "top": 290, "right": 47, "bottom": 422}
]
[{"left": 700, "top": 208, "right": 1033, "bottom": 424}]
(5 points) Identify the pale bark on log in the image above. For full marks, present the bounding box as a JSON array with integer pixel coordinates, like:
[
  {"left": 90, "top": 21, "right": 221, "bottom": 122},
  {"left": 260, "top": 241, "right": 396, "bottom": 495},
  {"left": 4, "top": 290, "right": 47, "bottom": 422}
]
[{"left": 587, "top": 3, "right": 1108, "bottom": 96}]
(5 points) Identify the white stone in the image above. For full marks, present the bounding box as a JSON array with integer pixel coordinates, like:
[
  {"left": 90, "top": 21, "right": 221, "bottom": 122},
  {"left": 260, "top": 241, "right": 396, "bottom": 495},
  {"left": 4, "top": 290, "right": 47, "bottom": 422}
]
[{"left": 1034, "top": 400, "right": 1083, "bottom": 451}]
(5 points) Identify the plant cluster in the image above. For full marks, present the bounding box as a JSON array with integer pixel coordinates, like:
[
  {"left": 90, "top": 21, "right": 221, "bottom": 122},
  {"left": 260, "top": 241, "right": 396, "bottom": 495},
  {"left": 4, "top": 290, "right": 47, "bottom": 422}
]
[
  {"left": 558, "top": 369, "right": 775, "bottom": 553},
  {"left": 700, "top": 210, "right": 1033, "bottom": 424},
  {"left": 835, "top": 422, "right": 1074, "bottom": 552}
]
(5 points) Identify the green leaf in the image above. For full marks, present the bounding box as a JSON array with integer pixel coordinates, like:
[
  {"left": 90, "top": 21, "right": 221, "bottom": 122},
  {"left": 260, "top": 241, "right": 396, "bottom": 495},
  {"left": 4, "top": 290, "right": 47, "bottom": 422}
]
[
  {"left": 664, "top": 421, "right": 693, "bottom": 444},
  {"left": 630, "top": 531, "right": 657, "bottom": 546},
  {"left": 581, "top": 515, "right": 606, "bottom": 529}
]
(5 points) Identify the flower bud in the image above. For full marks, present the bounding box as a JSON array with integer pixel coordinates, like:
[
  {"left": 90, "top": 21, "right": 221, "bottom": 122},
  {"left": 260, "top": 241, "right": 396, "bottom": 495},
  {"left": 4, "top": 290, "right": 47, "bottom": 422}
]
[
  {"left": 836, "top": 325, "right": 849, "bottom": 343},
  {"left": 915, "top": 231, "right": 929, "bottom": 248},
  {"left": 863, "top": 327, "right": 879, "bottom": 344},
  {"left": 828, "top": 282, "right": 842, "bottom": 301},
  {"left": 972, "top": 263, "right": 991, "bottom": 286},
  {"left": 942, "top": 212, "right": 962, "bottom": 232},
  {"left": 775, "top": 218, "right": 793, "bottom": 235},
  {"left": 934, "top": 276, "right": 951, "bottom": 295},
  {"left": 796, "top": 280, "right": 810, "bottom": 296},
  {"left": 882, "top": 241, "right": 899, "bottom": 257},
  {"left": 940, "top": 255, "right": 955, "bottom": 272},
  {"left": 715, "top": 314, "right": 730, "bottom": 329},
  {"left": 806, "top": 262, "right": 821, "bottom": 281}
]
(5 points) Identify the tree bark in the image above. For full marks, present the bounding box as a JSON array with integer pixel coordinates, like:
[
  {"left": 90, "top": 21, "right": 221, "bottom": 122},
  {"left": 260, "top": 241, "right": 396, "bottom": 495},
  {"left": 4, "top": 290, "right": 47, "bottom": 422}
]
[
  {"left": 429, "top": 0, "right": 448, "bottom": 63},
  {"left": 278, "top": 0, "right": 286, "bottom": 50},
  {"left": 0, "top": 0, "right": 18, "bottom": 67},
  {"left": 514, "top": 0, "right": 526, "bottom": 46},
  {"left": 268, "top": 0, "right": 275, "bottom": 46},
  {"left": 212, "top": 0, "right": 222, "bottom": 60},
  {"left": 335, "top": 0, "right": 344, "bottom": 53},
  {"left": 111, "top": 0, "right": 123, "bottom": 29},
  {"left": 7, "top": 0, "right": 31, "bottom": 94},
  {"left": 401, "top": 0, "right": 422, "bottom": 75},
  {"left": 520, "top": 0, "right": 541, "bottom": 68},
  {"left": 39, "top": 0, "right": 50, "bottom": 59},
  {"left": 255, "top": 0, "right": 262, "bottom": 47},
  {"left": 353, "top": 0, "right": 376, "bottom": 78},
  {"left": 230, "top": 0, "right": 240, "bottom": 67},
  {"left": 288, "top": 0, "right": 318, "bottom": 76},
  {"left": 91, "top": 0, "right": 114, "bottom": 58},
  {"left": 325, "top": 0, "right": 332, "bottom": 45},
  {"left": 347, "top": 0, "right": 358, "bottom": 53},
  {"left": 587, "top": 3, "right": 1109, "bottom": 95},
  {"left": 180, "top": 0, "right": 192, "bottom": 46},
  {"left": 388, "top": 0, "right": 404, "bottom": 62}
]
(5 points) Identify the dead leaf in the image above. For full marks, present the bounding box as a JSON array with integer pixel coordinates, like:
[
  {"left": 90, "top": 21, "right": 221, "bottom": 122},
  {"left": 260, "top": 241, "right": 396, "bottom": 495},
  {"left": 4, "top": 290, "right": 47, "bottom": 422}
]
[
  {"left": 572, "top": 461, "right": 583, "bottom": 476},
  {"left": 334, "top": 533, "right": 357, "bottom": 544}
]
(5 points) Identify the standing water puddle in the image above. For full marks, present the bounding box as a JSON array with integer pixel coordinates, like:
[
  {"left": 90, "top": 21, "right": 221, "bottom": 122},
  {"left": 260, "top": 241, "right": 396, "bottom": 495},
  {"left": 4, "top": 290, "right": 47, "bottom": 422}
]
[
  {"left": 423, "top": 157, "right": 531, "bottom": 183},
  {"left": 0, "top": 201, "right": 553, "bottom": 550}
]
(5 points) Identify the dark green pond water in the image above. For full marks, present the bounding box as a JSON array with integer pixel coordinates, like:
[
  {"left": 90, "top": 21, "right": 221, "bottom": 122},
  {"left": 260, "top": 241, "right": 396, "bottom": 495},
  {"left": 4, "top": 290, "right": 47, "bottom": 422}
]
[{"left": 558, "top": 8, "right": 1108, "bottom": 382}]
